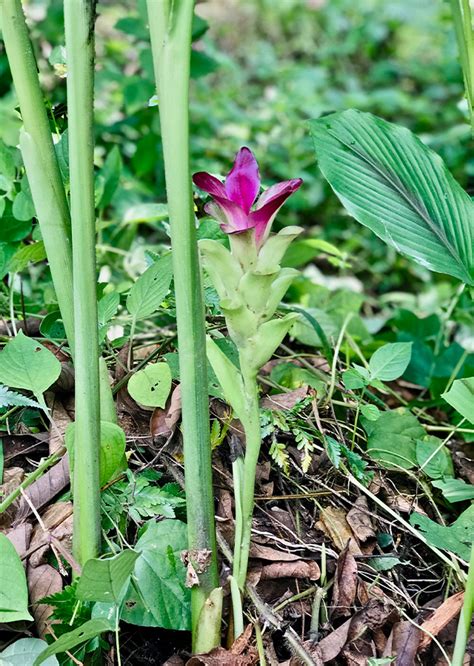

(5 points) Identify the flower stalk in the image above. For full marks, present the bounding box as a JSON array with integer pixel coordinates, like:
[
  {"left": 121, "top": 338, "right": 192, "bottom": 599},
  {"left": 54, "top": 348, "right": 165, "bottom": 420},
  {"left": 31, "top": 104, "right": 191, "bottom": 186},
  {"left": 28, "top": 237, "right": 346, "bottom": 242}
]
[
  {"left": 146, "top": 0, "right": 220, "bottom": 652},
  {"left": 195, "top": 147, "right": 302, "bottom": 635},
  {"left": 64, "top": 0, "right": 101, "bottom": 564}
]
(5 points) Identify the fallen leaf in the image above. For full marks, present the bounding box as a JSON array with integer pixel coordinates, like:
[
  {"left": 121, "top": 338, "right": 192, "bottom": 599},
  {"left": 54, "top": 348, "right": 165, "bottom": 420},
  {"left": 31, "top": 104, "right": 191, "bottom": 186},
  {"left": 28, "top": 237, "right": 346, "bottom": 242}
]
[
  {"left": 383, "top": 621, "right": 420, "bottom": 665},
  {"left": 48, "top": 399, "right": 72, "bottom": 454},
  {"left": 317, "top": 507, "right": 362, "bottom": 555},
  {"left": 150, "top": 384, "right": 182, "bottom": 439},
  {"left": 260, "top": 387, "right": 309, "bottom": 411},
  {"left": 331, "top": 543, "right": 358, "bottom": 618},
  {"left": 314, "top": 598, "right": 392, "bottom": 662},
  {"left": 0, "top": 466, "right": 25, "bottom": 528},
  {"left": 28, "top": 563, "right": 62, "bottom": 637},
  {"left": 419, "top": 591, "right": 464, "bottom": 649},
  {"left": 29, "top": 501, "right": 73, "bottom": 568},
  {"left": 260, "top": 559, "right": 320, "bottom": 580},
  {"left": 186, "top": 648, "right": 256, "bottom": 665},
  {"left": 249, "top": 543, "right": 301, "bottom": 562},
  {"left": 13, "top": 456, "right": 70, "bottom": 525},
  {"left": 342, "top": 639, "right": 376, "bottom": 665},
  {"left": 5, "top": 523, "right": 32, "bottom": 559},
  {"left": 346, "top": 496, "right": 375, "bottom": 542}
]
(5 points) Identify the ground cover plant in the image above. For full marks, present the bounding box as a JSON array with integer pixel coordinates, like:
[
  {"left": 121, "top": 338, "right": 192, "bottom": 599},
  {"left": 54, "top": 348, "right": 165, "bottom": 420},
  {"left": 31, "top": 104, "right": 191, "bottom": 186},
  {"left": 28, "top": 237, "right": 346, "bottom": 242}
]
[{"left": 0, "top": 0, "right": 473, "bottom": 664}]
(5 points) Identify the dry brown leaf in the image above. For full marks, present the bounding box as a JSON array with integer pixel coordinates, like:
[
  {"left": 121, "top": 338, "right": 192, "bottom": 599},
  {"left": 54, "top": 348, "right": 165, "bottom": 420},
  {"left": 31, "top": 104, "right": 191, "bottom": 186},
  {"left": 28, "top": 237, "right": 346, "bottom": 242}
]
[
  {"left": 314, "top": 598, "right": 392, "bottom": 662},
  {"left": 13, "top": 455, "right": 70, "bottom": 525},
  {"left": 260, "top": 559, "right": 320, "bottom": 580},
  {"left": 150, "top": 384, "right": 182, "bottom": 439},
  {"left": 249, "top": 543, "right": 300, "bottom": 562},
  {"left": 317, "top": 507, "right": 362, "bottom": 555},
  {"left": 5, "top": 523, "right": 32, "bottom": 560},
  {"left": 48, "top": 399, "right": 72, "bottom": 454},
  {"left": 419, "top": 591, "right": 464, "bottom": 650},
  {"left": 0, "top": 466, "right": 25, "bottom": 528},
  {"left": 341, "top": 639, "right": 376, "bottom": 665},
  {"left": 384, "top": 621, "right": 420, "bottom": 665},
  {"left": 28, "top": 564, "right": 62, "bottom": 637},
  {"left": 346, "top": 497, "right": 375, "bottom": 542},
  {"left": 331, "top": 543, "right": 358, "bottom": 618},
  {"left": 186, "top": 637, "right": 258, "bottom": 666},
  {"left": 260, "top": 387, "right": 309, "bottom": 411},
  {"left": 29, "top": 501, "right": 73, "bottom": 568}
]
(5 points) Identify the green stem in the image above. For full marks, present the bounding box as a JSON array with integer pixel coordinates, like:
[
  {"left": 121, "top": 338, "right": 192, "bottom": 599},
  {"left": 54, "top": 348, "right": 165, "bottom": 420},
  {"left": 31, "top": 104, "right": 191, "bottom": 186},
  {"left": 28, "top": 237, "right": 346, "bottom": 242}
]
[
  {"left": 0, "top": 449, "right": 63, "bottom": 514},
  {"left": 452, "top": 545, "right": 474, "bottom": 666},
  {"left": 64, "top": 0, "right": 101, "bottom": 565},
  {"left": 147, "top": 0, "right": 219, "bottom": 650},
  {"left": 0, "top": 0, "right": 74, "bottom": 347},
  {"left": 451, "top": 0, "right": 474, "bottom": 132}
]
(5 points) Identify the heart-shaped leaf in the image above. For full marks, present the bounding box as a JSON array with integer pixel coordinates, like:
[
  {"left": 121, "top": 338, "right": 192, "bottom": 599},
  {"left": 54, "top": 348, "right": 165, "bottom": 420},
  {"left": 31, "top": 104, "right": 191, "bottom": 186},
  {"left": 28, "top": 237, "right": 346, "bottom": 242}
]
[{"left": 0, "top": 331, "right": 61, "bottom": 397}]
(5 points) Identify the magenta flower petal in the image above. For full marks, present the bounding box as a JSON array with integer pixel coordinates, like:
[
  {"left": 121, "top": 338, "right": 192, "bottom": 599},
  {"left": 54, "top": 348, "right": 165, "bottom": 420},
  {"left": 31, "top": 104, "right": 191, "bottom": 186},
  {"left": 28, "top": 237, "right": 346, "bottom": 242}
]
[
  {"left": 205, "top": 196, "right": 250, "bottom": 232},
  {"left": 224, "top": 147, "right": 260, "bottom": 214},
  {"left": 193, "top": 172, "right": 227, "bottom": 198},
  {"left": 251, "top": 178, "right": 302, "bottom": 244}
]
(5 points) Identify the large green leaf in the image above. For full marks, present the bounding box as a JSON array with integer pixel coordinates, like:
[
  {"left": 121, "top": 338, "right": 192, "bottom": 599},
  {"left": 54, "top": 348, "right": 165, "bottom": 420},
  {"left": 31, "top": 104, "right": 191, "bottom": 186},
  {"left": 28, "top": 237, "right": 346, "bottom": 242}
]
[
  {"left": 310, "top": 110, "right": 474, "bottom": 284},
  {"left": 0, "top": 534, "right": 33, "bottom": 623},
  {"left": 122, "top": 519, "right": 190, "bottom": 630},
  {"left": 76, "top": 550, "right": 139, "bottom": 603},
  {"left": 0, "top": 331, "right": 61, "bottom": 397},
  {"left": 442, "top": 376, "right": 474, "bottom": 421},
  {"left": 0, "top": 638, "right": 58, "bottom": 666}
]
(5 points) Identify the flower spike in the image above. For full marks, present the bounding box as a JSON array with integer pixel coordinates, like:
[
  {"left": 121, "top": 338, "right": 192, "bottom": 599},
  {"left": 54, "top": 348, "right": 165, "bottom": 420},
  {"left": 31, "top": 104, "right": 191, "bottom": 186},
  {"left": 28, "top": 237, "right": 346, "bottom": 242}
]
[{"left": 193, "top": 147, "right": 302, "bottom": 246}]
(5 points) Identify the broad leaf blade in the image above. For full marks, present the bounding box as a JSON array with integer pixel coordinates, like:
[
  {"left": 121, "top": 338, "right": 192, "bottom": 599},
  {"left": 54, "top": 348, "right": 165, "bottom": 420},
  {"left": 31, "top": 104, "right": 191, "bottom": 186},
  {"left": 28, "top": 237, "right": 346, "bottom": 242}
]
[
  {"left": 127, "top": 253, "right": 173, "bottom": 320},
  {"left": 0, "top": 331, "right": 61, "bottom": 396},
  {"left": 0, "top": 534, "right": 33, "bottom": 623},
  {"left": 76, "top": 550, "right": 139, "bottom": 603},
  {"left": 442, "top": 376, "right": 474, "bottom": 421},
  {"left": 310, "top": 110, "right": 474, "bottom": 284}
]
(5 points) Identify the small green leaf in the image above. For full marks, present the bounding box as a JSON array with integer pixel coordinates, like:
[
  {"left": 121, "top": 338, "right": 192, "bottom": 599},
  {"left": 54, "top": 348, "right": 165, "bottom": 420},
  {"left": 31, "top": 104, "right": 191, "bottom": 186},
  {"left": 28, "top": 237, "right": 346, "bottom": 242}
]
[
  {"left": 325, "top": 435, "right": 341, "bottom": 469},
  {"left": 0, "top": 331, "right": 61, "bottom": 396},
  {"left": 343, "top": 368, "right": 368, "bottom": 390},
  {"left": 360, "top": 404, "right": 380, "bottom": 421},
  {"left": 127, "top": 253, "right": 173, "bottom": 320},
  {"left": 410, "top": 505, "right": 474, "bottom": 561},
  {"left": 97, "top": 146, "right": 122, "bottom": 209},
  {"left": 432, "top": 478, "right": 474, "bottom": 503},
  {"left": 128, "top": 363, "right": 172, "bottom": 408},
  {"left": 0, "top": 533, "right": 33, "bottom": 622},
  {"left": 367, "top": 557, "right": 402, "bottom": 572},
  {"left": 76, "top": 550, "right": 139, "bottom": 603},
  {"left": 121, "top": 519, "right": 190, "bottom": 630},
  {"left": 416, "top": 436, "right": 454, "bottom": 479},
  {"left": 8, "top": 241, "right": 46, "bottom": 274},
  {"left": 0, "top": 638, "right": 58, "bottom": 666},
  {"left": 369, "top": 342, "right": 412, "bottom": 382},
  {"left": 33, "top": 618, "right": 114, "bottom": 665},
  {"left": 98, "top": 292, "right": 120, "bottom": 327},
  {"left": 442, "top": 377, "right": 474, "bottom": 422},
  {"left": 366, "top": 409, "right": 424, "bottom": 469},
  {"left": 123, "top": 203, "right": 168, "bottom": 225}
]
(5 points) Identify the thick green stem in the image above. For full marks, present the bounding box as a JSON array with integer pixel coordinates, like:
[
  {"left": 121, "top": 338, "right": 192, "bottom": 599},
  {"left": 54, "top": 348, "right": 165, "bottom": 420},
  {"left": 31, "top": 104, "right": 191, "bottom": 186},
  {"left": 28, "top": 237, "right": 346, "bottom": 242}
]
[
  {"left": 0, "top": 0, "right": 74, "bottom": 347},
  {"left": 64, "top": 0, "right": 101, "bottom": 564},
  {"left": 147, "top": 0, "right": 219, "bottom": 649},
  {"left": 452, "top": 545, "right": 474, "bottom": 666},
  {"left": 451, "top": 0, "right": 474, "bottom": 132}
]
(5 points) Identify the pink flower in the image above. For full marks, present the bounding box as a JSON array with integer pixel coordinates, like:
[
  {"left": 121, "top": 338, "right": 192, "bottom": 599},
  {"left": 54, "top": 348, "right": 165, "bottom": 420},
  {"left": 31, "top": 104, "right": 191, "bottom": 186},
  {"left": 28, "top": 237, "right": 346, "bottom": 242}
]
[{"left": 193, "top": 147, "right": 302, "bottom": 246}]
